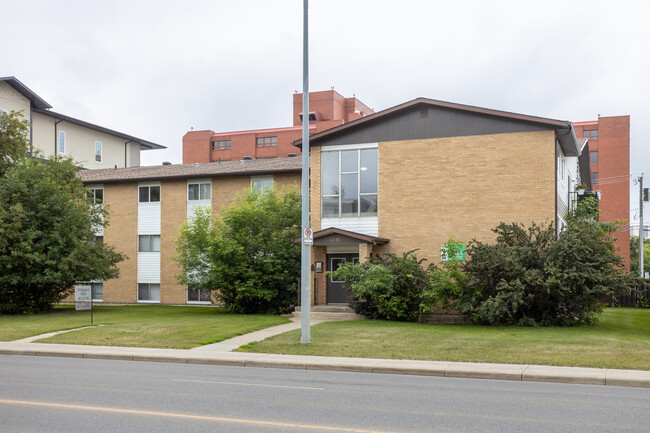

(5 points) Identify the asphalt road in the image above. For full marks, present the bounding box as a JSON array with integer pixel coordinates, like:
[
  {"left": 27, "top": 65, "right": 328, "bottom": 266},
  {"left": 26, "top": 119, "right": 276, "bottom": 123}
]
[{"left": 1, "top": 355, "right": 649, "bottom": 433}]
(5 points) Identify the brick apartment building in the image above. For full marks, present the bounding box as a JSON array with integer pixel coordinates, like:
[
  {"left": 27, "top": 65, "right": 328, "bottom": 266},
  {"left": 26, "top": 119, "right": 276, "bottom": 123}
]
[
  {"left": 573, "top": 116, "right": 630, "bottom": 269},
  {"left": 182, "top": 90, "right": 373, "bottom": 163}
]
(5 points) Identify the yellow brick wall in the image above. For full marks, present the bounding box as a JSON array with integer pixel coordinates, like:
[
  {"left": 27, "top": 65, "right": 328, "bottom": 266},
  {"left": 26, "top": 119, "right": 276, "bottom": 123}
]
[
  {"left": 102, "top": 183, "right": 138, "bottom": 302},
  {"left": 160, "top": 180, "right": 188, "bottom": 303},
  {"left": 377, "top": 130, "right": 556, "bottom": 265}
]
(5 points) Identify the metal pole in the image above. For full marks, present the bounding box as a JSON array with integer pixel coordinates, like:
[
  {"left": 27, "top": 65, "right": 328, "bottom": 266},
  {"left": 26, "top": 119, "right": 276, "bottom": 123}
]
[
  {"left": 300, "top": 0, "right": 311, "bottom": 344},
  {"left": 640, "top": 175, "right": 644, "bottom": 278}
]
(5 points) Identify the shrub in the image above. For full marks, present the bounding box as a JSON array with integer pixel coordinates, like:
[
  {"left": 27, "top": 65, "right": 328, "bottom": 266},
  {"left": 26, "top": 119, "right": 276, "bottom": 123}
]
[{"left": 330, "top": 250, "right": 429, "bottom": 322}]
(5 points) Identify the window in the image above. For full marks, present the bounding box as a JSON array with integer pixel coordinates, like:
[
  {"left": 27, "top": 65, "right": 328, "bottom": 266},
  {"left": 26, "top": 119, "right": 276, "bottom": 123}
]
[
  {"left": 58, "top": 130, "right": 66, "bottom": 154},
  {"left": 256, "top": 136, "right": 277, "bottom": 147},
  {"left": 95, "top": 236, "right": 104, "bottom": 244},
  {"left": 591, "top": 172, "right": 598, "bottom": 187},
  {"left": 329, "top": 258, "right": 347, "bottom": 282},
  {"left": 590, "top": 151, "right": 598, "bottom": 166},
  {"left": 188, "top": 182, "right": 211, "bottom": 200},
  {"left": 251, "top": 176, "right": 274, "bottom": 192},
  {"left": 322, "top": 147, "right": 378, "bottom": 218},
  {"left": 139, "top": 185, "right": 161, "bottom": 202},
  {"left": 138, "top": 283, "right": 160, "bottom": 302},
  {"left": 187, "top": 285, "right": 212, "bottom": 303},
  {"left": 212, "top": 140, "right": 231, "bottom": 150},
  {"left": 95, "top": 141, "right": 102, "bottom": 162},
  {"left": 139, "top": 235, "right": 161, "bottom": 252},
  {"left": 584, "top": 129, "right": 598, "bottom": 140},
  {"left": 87, "top": 187, "right": 103, "bottom": 204}
]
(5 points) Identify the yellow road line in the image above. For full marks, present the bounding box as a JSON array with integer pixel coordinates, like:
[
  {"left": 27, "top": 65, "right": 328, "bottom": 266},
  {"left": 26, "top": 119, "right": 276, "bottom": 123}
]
[{"left": 0, "top": 398, "right": 392, "bottom": 433}]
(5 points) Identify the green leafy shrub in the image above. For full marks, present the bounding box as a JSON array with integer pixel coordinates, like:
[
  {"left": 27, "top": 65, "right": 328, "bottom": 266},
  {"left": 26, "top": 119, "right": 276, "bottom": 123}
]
[
  {"left": 330, "top": 250, "right": 429, "bottom": 322},
  {"left": 175, "top": 186, "right": 300, "bottom": 314}
]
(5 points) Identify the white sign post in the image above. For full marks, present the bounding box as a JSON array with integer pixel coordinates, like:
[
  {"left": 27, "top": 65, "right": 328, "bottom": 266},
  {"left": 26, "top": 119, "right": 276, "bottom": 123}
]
[
  {"left": 75, "top": 284, "right": 93, "bottom": 324},
  {"left": 303, "top": 227, "right": 313, "bottom": 245}
]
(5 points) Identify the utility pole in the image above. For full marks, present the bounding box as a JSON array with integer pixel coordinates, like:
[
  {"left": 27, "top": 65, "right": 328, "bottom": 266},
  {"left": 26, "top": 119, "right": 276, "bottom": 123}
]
[
  {"left": 300, "top": 0, "right": 311, "bottom": 344},
  {"left": 639, "top": 175, "right": 644, "bottom": 278}
]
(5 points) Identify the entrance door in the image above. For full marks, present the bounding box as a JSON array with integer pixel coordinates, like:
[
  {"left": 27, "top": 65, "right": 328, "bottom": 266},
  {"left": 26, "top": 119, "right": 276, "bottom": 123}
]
[{"left": 326, "top": 253, "right": 359, "bottom": 304}]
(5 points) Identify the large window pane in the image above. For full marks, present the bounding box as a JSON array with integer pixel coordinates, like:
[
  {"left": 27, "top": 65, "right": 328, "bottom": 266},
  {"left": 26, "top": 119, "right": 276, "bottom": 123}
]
[
  {"left": 138, "top": 284, "right": 150, "bottom": 300},
  {"left": 341, "top": 150, "right": 358, "bottom": 173},
  {"left": 150, "top": 186, "right": 161, "bottom": 202},
  {"left": 188, "top": 184, "right": 199, "bottom": 200},
  {"left": 321, "top": 152, "right": 339, "bottom": 195},
  {"left": 360, "top": 194, "right": 378, "bottom": 216},
  {"left": 151, "top": 235, "right": 161, "bottom": 252},
  {"left": 200, "top": 183, "right": 211, "bottom": 200},
  {"left": 94, "top": 188, "right": 103, "bottom": 203},
  {"left": 322, "top": 196, "right": 339, "bottom": 218},
  {"left": 149, "top": 284, "right": 160, "bottom": 301},
  {"left": 360, "top": 148, "right": 378, "bottom": 194},
  {"left": 139, "top": 186, "right": 149, "bottom": 203},
  {"left": 341, "top": 173, "right": 358, "bottom": 217},
  {"left": 92, "top": 283, "right": 103, "bottom": 301}
]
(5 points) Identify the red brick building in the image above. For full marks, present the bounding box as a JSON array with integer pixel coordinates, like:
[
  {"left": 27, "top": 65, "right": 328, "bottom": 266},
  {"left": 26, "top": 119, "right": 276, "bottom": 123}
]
[
  {"left": 182, "top": 90, "right": 373, "bottom": 163},
  {"left": 573, "top": 116, "right": 630, "bottom": 270}
]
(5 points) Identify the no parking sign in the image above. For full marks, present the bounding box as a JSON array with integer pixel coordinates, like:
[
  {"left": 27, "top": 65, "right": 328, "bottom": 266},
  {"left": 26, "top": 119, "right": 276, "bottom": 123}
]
[{"left": 303, "top": 227, "right": 313, "bottom": 245}]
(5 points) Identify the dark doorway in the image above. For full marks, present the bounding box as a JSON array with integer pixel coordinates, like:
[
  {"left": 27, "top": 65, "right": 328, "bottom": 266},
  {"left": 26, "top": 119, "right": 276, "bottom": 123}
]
[{"left": 326, "top": 253, "right": 359, "bottom": 304}]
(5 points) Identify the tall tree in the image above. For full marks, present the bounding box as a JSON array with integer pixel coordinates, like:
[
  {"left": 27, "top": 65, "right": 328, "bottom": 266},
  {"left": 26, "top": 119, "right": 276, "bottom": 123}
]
[
  {"left": 175, "top": 186, "right": 301, "bottom": 314},
  {"left": 0, "top": 124, "right": 125, "bottom": 313}
]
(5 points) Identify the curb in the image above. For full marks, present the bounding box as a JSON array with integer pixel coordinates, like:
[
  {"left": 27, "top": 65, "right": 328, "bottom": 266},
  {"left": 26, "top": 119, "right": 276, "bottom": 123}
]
[{"left": 1, "top": 343, "right": 649, "bottom": 388}]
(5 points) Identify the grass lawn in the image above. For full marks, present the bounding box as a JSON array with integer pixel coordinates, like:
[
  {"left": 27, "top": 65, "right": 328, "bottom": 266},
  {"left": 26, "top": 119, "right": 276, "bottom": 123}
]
[
  {"left": 239, "top": 308, "right": 650, "bottom": 370},
  {"left": 0, "top": 305, "right": 289, "bottom": 349}
]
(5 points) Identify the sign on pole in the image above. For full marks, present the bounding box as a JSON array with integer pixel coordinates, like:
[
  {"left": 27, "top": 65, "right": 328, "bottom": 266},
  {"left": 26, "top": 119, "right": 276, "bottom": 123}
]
[
  {"left": 75, "top": 285, "right": 92, "bottom": 311},
  {"left": 304, "top": 227, "right": 313, "bottom": 245}
]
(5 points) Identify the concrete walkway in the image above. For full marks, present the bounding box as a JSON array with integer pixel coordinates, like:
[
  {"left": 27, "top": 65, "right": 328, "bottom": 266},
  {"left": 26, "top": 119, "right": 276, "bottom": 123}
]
[{"left": 1, "top": 324, "right": 649, "bottom": 389}]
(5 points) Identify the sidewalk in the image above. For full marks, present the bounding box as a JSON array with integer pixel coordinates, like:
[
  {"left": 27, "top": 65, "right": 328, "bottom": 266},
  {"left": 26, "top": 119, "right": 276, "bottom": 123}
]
[{"left": 1, "top": 321, "right": 649, "bottom": 389}]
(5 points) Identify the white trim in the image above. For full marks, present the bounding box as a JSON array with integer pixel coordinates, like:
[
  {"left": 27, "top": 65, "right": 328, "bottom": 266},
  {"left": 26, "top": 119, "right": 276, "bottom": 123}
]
[
  {"left": 94, "top": 140, "right": 102, "bottom": 163},
  {"left": 58, "top": 130, "right": 66, "bottom": 154},
  {"left": 321, "top": 142, "right": 378, "bottom": 152}
]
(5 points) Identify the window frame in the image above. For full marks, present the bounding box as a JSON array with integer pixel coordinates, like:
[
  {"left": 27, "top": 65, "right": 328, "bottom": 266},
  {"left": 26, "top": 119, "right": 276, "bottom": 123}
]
[
  {"left": 256, "top": 136, "right": 277, "bottom": 147},
  {"left": 187, "top": 181, "right": 211, "bottom": 201},
  {"left": 321, "top": 144, "right": 378, "bottom": 219},
  {"left": 137, "top": 283, "right": 160, "bottom": 302},
  {"left": 138, "top": 185, "right": 161, "bottom": 203},
  {"left": 590, "top": 151, "right": 598, "bottom": 166},
  {"left": 187, "top": 285, "right": 212, "bottom": 303},
  {"left": 58, "top": 130, "right": 66, "bottom": 154},
  {"left": 94, "top": 140, "right": 102, "bottom": 163},
  {"left": 251, "top": 176, "right": 274, "bottom": 192},
  {"left": 87, "top": 186, "right": 104, "bottom": 204},
  {"left": 138, "top": 234, "right": 161, "bottom": 252},
  {"left": 211, "top": 139, "right": 231, "bottom": 150}
]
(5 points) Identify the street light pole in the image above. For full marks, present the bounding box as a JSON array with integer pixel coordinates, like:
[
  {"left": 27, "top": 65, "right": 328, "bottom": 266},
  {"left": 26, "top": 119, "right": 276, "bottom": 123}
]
[{"left": 300, "top": 0, "right": 311, "bottom": 344}]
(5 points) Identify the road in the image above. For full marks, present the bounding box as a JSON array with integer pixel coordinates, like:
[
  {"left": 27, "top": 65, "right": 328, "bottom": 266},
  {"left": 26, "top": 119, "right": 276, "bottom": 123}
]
[{"left": 1, "top": 355, "right": 648, "bottom": 432}]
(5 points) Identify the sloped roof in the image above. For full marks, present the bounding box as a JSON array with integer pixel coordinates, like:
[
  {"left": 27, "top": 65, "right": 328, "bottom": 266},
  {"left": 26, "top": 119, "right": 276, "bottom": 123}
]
[
  {"left": 80, "top": 157, "right": 302, "bottom": 184},
  {"left": 294, "top": 97, "right": 580, "bottom": 156},
  {"left": 0, "top": 76, "right": 52, "bottom": 109}
]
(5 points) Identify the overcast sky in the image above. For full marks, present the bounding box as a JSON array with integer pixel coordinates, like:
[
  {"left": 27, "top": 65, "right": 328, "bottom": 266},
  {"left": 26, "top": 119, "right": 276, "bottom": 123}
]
[{"left": 3, "top": 0, "right": 649, "bottom": 222}]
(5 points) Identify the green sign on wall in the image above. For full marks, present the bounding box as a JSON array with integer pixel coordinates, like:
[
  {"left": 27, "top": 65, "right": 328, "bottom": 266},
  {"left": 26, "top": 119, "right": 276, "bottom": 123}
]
[{"left": 441, "top": 243, "right": 466, "bottom": 261}]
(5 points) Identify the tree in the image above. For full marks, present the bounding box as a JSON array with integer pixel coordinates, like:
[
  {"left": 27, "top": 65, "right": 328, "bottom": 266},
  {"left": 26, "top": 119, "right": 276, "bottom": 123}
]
[
  {"left": 0, "top": 110, "right": 30, "bottom": 178},
  {"left": 0, "top": 155, "right": 125, "bottom": 314},
  {"left": 629, "top": 235, "right": 650, "bottom": 276},
  {"left": 175, "top": 186, "right": 301, "bottom": 314}
]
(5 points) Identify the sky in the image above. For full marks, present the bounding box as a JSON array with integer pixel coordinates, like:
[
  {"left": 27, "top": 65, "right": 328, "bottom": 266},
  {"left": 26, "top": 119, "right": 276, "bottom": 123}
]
[{"left": 3, "top": 0, "right": 649, "bottom": 222}]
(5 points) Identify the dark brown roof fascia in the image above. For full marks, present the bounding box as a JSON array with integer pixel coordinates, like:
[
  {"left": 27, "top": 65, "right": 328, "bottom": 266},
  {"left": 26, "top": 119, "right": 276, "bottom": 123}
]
[{"left": 312, "top": 227, "right": 390, "bottom": 245}]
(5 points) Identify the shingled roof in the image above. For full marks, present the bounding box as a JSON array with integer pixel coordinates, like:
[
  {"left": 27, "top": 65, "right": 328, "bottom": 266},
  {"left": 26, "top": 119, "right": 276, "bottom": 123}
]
[{"left": 80, "top": 157, "right": 302, "bottom": 184}]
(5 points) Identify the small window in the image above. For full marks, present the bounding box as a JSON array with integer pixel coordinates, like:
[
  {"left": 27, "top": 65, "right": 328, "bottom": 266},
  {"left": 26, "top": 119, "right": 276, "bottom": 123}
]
[
  {"left": 139, "top": 185, "right": 161, "bottom": 203},
  {"left": 95, "top": 141, "right": 102, "bottom": 163},
  {"left": 91, "top": 282, "right": 103, "bottom": 301},
  {"left": 58, "top": 130, "right": 66, "bottom": 154},
  {"left": 584, "top": 129, "right": 598, "bottom": 140},
  {"left": 95, "top": 236, "right": 104, "bottom": 244},
  {"left": 251, "top": 176, "right": 274, "bottom": 192},
  {"left": 87, "top": 187, "right": 103, "bottom": 204},
  {"left": 138, "top": 283, "right": 160, "bottom": 302},
  {"left": 257, "top": 136, "right": 277, "bottom": 147},
  {"left": 590, "top": 151, "right": 598, "bottom": 165},
  {"left": 329, "top": 258, "right": 346, "bottom": 282},
  {"left": 591, "top": 172, "right": 598, "bottom": 187},
  {"left": 212, "top": 140, "right": 231, "bottom": 150},
  {"left": 138, "top": 235, "right": 161, "bottom": 252},
  {"left": 187, "top": 285, "right": 212, "bottom": 303},
  {"left": 188, "top": 182, "right": 211, "bottom": 200}
]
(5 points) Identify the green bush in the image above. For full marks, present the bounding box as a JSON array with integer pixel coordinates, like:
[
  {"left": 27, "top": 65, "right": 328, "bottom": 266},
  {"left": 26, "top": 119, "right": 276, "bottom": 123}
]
[
  {"left": 330, "top": 250, "right": 429, "bottom": 322},
  {"left": 430, "top": 198, "right": 629, "bottom": 326}
]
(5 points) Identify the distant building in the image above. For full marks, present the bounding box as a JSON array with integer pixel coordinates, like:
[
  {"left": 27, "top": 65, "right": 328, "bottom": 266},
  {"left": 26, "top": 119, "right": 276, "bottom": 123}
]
[
  {"left": 182, "top": 90, "right": 373, "bottom": 163},
  {"left": 0, "top": 77, "right": 165, "bottom": 168},
  {"left": 573, "top": 116, "right": 630, "bottom": 270}
]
